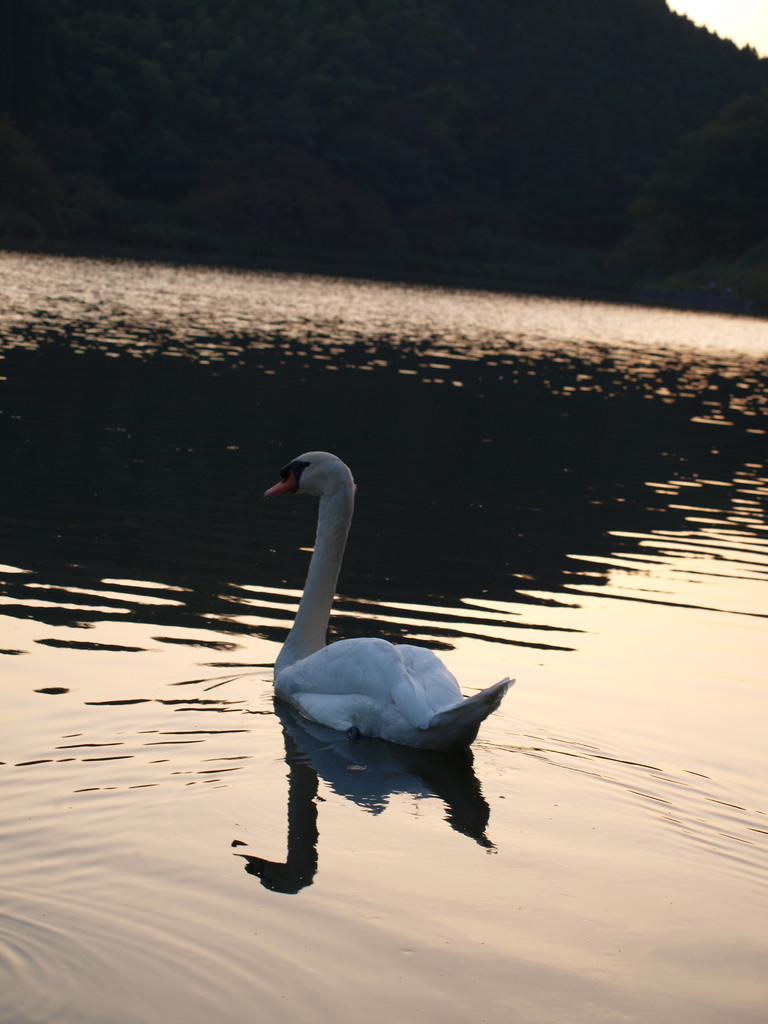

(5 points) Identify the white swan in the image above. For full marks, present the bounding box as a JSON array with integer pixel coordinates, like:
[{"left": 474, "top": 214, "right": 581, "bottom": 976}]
[{"left": 264, "top": 451, "right": 512, "bottom": 751}]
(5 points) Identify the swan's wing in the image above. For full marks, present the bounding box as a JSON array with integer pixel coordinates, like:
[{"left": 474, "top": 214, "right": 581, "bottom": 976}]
[
  {"left": 395, "top": 643, "right": 464, "bottom": 712},
  {"left": 276, "top": 637, "right": 463, "bottom": 729}
]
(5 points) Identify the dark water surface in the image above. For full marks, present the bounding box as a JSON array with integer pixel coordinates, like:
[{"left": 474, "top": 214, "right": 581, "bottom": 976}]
[{"left": 1, "top": 250, "right": 767, "bottom": 1023}]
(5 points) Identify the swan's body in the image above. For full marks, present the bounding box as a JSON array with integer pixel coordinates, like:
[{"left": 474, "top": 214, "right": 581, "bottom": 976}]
[{"left": 265, "top": 452, "right": 512, "bottom": 751}]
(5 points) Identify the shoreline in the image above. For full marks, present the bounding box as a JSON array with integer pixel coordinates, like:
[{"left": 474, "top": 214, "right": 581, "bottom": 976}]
[{"left": 3, "top": 236, "right": 765, "bottom": 319}]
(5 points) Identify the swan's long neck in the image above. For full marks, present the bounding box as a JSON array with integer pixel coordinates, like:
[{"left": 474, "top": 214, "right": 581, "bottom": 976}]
[{"left": 275, "top": 482, "right": 354, "bottom": 673}]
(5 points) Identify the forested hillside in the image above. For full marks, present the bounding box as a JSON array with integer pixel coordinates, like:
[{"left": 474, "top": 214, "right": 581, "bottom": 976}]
[{"left": 1, "top": 0, "right": 767, "bottom": 291}]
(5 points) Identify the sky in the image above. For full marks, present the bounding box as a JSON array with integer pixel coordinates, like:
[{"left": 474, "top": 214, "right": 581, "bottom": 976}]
[{"left": 666, "top": 1, "right": 768, "bottom": 57}]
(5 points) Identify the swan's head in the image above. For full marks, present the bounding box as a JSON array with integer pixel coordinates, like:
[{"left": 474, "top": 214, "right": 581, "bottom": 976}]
[{"left": 264, "top": 451, "right": 355, "bottom": 499}]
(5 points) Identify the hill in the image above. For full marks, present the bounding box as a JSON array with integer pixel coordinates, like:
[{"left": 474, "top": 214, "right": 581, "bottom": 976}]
[{"left": 1, "top": 0, "right": 767, "bottom": 292}]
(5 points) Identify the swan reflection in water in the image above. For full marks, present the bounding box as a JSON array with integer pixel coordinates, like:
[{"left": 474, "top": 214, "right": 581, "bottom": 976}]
[{"left": 235, "top": 699, "right": 496, "bottom": 894}]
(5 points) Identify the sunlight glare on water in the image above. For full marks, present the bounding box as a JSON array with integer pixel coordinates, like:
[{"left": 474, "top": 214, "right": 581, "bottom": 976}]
[{"left": 1, "top": 250, "right": 767, "bottom": 1024}]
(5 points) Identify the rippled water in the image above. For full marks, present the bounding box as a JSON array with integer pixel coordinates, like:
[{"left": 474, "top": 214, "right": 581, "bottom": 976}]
[{"left": 1, "top": 250, "right": 767, "bottom": 1023}]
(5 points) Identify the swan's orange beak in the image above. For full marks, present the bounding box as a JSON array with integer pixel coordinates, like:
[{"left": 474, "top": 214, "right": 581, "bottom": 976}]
[{"left": 264, "top": 469, "right": 299, "bottom": 498}]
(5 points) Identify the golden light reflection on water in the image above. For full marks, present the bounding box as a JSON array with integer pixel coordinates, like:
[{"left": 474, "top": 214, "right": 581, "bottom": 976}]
[{"left": 4, "top": 248, "right": 768, "bottom": 362}]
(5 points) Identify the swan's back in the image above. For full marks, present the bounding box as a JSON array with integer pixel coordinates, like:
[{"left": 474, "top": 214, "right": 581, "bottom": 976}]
[{"left": 275, "top": 637, "right": 512, "bottom": 751}]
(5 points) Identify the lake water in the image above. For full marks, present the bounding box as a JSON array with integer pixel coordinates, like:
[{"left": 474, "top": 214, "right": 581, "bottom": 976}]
[{"left": 1, "top": 249, "right": 767, "bottom": 1023}]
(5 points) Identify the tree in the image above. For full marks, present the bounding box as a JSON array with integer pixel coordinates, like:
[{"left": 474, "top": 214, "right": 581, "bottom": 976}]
[
  {"left": 0, "top": 112, "right": 62, "bottom": 235},
  {"left": 619, "top": 90, "right": 768, "bottom": 271}
]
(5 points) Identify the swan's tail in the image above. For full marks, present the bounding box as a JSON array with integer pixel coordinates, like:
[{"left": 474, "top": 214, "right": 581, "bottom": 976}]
[{"left": 425, "top": 678, "right": 513, "bottom": 752}]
